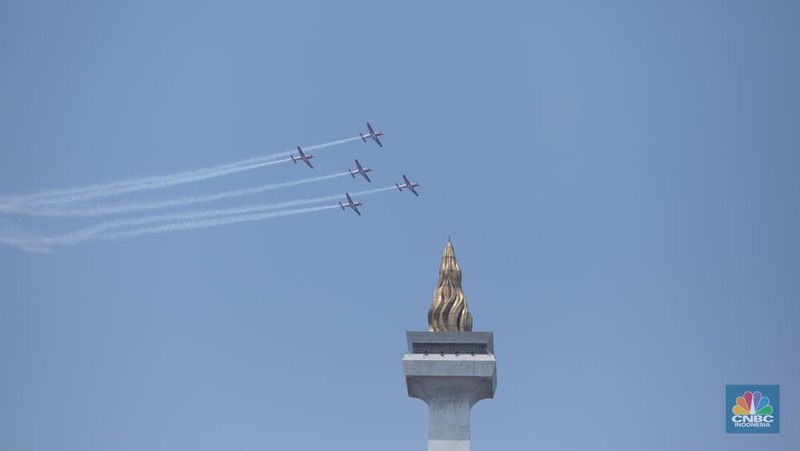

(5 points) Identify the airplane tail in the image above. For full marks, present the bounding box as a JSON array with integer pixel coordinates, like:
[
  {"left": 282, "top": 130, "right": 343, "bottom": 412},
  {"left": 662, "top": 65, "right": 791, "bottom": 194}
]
[
  {"left": 339, "top": 202, "right": 345, "bottom": 210},
  {"left": 349, "top": 170, "right": 355, "bottom": 177},
  {"left": 396, "top": 183, "right": 403, "bottom": 191},
  {"left": 359, "top": 133, "right": 367, "bottom": 143}
]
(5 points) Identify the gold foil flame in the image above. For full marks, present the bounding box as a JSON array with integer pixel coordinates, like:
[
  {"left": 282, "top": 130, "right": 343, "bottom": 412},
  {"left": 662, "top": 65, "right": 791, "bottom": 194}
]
[{"left": 427, "top": 239, "right": 473, "bottom": 332}]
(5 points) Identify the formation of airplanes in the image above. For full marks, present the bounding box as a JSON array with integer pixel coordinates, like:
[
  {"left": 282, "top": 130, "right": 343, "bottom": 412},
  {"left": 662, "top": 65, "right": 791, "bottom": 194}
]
[{"left": 294, "top": 122, "right": 420, "bottom": 215}]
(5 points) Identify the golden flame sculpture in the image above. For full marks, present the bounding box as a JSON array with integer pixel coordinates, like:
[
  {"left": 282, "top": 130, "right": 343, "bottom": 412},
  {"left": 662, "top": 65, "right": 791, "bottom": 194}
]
[{"left": 428, "top": 239, "right": 473, "bottom": 332}]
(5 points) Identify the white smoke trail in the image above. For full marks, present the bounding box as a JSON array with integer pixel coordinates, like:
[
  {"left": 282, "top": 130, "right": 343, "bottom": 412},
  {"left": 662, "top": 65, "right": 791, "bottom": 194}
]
[
  {"left": 22, "top": 158, "right": 294, "bottom": 207},
  {"left": 5, "top": 172, "right": 352, "bottom": 217},
  {"left": 0, "top": 135, "right": 363, "bottom": 209},
  {"left": 98, "top": 204, "right": 341, "bottom": 241},
  {"left": 303, "top": 136, "right": 364, "bottom": 152},
  {"left": 0, "top": 186, "right": 397, "bottom": 252},
  {"left": 0, "top": 219, "right": 52, "bottom": 253},
  {"left": 62, "top": 185, "right": 395, "bottom": 240},
  {"left": 0, "top": 157, "right": 288, "bottom": 209},
  {"left": 0, "top": 205, "right": 337, "bottom": 253}
]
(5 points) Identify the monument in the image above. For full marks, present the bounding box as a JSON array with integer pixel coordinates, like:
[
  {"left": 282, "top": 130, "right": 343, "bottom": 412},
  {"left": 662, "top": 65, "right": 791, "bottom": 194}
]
[{"left": 403, "top": 239, "right": 497, "bottom": 451}]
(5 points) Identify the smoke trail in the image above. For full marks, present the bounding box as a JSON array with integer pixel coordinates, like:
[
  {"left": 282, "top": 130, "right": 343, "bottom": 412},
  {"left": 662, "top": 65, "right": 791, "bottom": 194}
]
[
  {"left": 0, "top": 185, "right": 397, "bottom": 252},
  {"left": 62, "top": 185, "right": 395, "bottom": 240},
  {"left": 303, "top": 136, "right": 364, "bottom": 151},
  {"left": 0, "top": 219, "right": 52, "bottom": 253},
  {"left": 0, "top": 135, "right": 363, "bottom": 208},
  {"left": 5, "top": 172, "right": 352, "bottom": 217},
  {"left": 98, "top": 204, "right": 341, "bottom": 241},
  {"left": 7, "top": 158, "right": 291, "bottom": 208},
  {"left": 92, "top": 183, "right": 403, "bottom": 244},
  {"left": 1, "top": 157, "right": 287, "bottom": 209},
  {"left": 0, "top": 204, "right": 338, "bottom": 252}
]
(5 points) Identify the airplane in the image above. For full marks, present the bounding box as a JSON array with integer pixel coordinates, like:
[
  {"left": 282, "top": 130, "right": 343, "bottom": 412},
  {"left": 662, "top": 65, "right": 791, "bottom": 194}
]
[
  {"left": 396, "top": 174, "right": 420, "bottom": 196},
  {"left": 339, "top": 193, "right": 363, "bottom": 216},
  {"left": 348, "top": 159, "right": 372, "bottom": 182},
  {"left": 359, "top": 122, "right": 384, "bottom": 147},
  {"left": 291, "top": 146, "right": 314, "bottom": 168}
]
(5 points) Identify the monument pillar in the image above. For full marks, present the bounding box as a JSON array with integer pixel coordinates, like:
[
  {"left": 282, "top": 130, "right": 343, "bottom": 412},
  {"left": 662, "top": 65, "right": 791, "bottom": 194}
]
[{"left": 403, "top": 240, "right": 497, "bottom": 451}]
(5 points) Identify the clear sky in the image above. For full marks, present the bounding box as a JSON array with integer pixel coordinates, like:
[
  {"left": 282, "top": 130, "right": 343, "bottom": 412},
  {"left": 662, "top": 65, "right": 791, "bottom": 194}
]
[{"left": 1, "top": 1, "right": 798, "bottom": 450}]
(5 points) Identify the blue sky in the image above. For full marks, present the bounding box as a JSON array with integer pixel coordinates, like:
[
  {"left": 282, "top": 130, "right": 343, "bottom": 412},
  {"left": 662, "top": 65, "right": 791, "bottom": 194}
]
[{"left": 1, "top": 1, "right": 798, "bottom": 449}]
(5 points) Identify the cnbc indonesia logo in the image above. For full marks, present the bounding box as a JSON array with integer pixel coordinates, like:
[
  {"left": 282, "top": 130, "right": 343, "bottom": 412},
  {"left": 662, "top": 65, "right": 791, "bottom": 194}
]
[
  {"left": 732, "top": 392, "right": 773, "bottom": 425},
  {"left": 726, "top": 385, "right": 780, "bottom": 433}
]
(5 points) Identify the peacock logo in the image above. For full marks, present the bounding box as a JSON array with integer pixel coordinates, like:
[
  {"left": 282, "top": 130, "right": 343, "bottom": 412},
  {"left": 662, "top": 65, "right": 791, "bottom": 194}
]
[{"left": 732, "top": 391, "right": 773, "bottom": 416}]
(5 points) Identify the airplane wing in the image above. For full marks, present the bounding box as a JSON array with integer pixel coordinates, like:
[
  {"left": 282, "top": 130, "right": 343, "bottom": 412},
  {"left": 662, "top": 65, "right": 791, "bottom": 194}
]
[
  {"left": 373, "top": 135, "right": 383, "bottom": 147},
  {"left": 355, "top": 159, "right": 364, "bottom": 171},
  {"left": 304, "top": 159, "right": 313, "bottom": 168},
  {"left": 408, "top": 186, "right": 419, "bottom": 196},
  {"left": 362, "top": 172, "right": 371, "bottom": 183},
  {"left": 346, "top": 193, "right": 354, "bottom": 204},
  {"left": 352, "top": 205, "right": 362, "bottom": 216}
]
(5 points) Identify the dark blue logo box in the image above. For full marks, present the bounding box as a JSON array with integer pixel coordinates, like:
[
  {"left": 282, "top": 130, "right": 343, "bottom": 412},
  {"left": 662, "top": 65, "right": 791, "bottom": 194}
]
[{"left": 726, "top": 384, "right": 780, "bottom": 434}]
